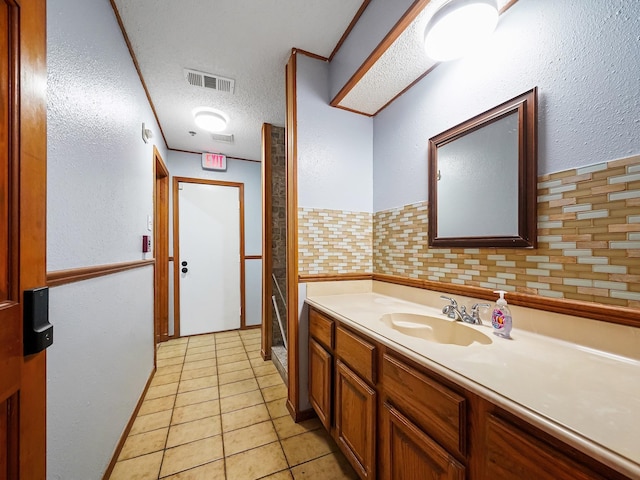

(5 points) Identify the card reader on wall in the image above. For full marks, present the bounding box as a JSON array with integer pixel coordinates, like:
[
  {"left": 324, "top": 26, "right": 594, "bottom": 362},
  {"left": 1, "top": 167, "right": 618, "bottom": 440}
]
[{"left": 24, "top": 287, "right": 53, "bottom": 355}]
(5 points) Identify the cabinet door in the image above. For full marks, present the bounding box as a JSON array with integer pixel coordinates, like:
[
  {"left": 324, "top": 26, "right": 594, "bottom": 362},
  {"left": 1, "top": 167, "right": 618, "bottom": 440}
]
[
  {"left": 381, "top": 403, "right": 465, "bottom": 480},
  {"left": 309, "top": 338, "right": 332, "bottom": 430},
  {"left": 335, "top": 360, "right": 376, "bottom": 479},
  {"left": 485, "top": 415, "right": 607, "bottom": 480}
]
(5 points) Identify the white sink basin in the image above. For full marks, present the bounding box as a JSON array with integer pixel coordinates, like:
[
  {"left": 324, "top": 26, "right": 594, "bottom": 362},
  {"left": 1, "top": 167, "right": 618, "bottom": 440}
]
[{"left": 380, "top": 312, "right": 492, "bottom": 346}]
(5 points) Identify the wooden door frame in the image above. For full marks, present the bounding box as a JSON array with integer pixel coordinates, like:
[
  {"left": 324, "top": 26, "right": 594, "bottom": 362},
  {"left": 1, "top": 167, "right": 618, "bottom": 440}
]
[
  {"left": 153, "top": 147, "right": 169, "bottom": 344},
  {"left": 8, "top": 0, "right": 48, "bottom": 477},
  {"left": 261, "top": 123, "right": 273, "bottom": 360},
  {"left": 172, "top": 176, "right": 246, "bottom": 337}
]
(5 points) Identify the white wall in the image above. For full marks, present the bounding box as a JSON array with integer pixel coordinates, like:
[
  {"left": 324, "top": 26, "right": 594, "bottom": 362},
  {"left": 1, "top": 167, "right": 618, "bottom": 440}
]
[
  {"left": 372, "top": 0, "right": 640, "bottom": 212},
  {"left": 46, "top": 0, "right": 166, "bottom": 477},
  {"left": 167, "top": 151, "right": 262, "bottom": 327},
  {"left": 295, "top": 53, "right": 374, "bottom": 409},
  {"left": 297, "top": 54, "right": 374, "bottom": 212}
]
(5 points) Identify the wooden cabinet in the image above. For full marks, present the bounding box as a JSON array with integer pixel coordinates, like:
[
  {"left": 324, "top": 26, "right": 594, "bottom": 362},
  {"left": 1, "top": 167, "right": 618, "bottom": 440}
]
[
  {"left": 309, "top": 338, "right": 332, "bottom": 430},
  {"left": 306, "top": 306, "right": 631, "bottom": 480},
  {"left": 381, "top": 403, "right": 464, "bottom": 480},
  {"left": 483, "top": 415, "right": 609, "bottom": 480},
  {"left": 335, "top": 360, "right": 376, "bottom": 479}
]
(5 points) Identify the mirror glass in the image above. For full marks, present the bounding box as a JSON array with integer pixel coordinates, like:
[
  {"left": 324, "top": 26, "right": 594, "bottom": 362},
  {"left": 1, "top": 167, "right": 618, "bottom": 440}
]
[{"left": 428, "top": 88, "right": 537, "bottom": 248}]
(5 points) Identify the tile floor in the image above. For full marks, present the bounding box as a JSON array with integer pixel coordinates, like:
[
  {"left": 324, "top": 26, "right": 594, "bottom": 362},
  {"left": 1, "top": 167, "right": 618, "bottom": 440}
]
[{"left": 108, "top": 329, "right": 358, "bottom": 479}]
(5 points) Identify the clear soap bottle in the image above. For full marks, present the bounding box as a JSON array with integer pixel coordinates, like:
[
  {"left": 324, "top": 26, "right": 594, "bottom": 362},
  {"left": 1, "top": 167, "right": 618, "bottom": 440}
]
[{"left": 491, "top": 290, "right": 512, "bottom": 339}]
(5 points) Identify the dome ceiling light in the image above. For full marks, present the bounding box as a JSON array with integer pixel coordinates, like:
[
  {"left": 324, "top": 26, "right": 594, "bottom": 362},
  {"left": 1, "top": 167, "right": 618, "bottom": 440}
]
[
  {"left": 424, "top": 0, "right": 499, "bottom": 62},
  {"left": 193, "top": 108, "right": 229, "bottom": 133}
]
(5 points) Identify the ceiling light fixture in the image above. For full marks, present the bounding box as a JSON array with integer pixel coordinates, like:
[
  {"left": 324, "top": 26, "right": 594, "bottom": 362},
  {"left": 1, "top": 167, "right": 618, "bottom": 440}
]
[
  {"left": 424, "top": 0, "right": 499, "bottom": 62},
  {"left": 193, "top": 108, "right": 228, "bottom": 133}
]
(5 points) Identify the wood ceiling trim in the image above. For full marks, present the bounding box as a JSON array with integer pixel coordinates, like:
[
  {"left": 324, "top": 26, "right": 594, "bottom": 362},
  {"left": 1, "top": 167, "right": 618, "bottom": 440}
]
[
  {"left": 331, "top": 0, "right": 520, "bottom": 116},
  {"left": 330, "top": 0, "right": 432, "bottom": 109},
  {"left": 329, "top": 0, "right": 372, "bottom": 61}
]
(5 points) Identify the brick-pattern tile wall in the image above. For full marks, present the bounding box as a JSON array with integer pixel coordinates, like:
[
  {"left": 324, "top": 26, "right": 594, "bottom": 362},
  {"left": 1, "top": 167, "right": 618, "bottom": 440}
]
[
  {"left": 373, "top": 155, "right": 640, "bottom": 309},
  {"left": 298, "top": 207, "right": 372, "bottom": 275}
]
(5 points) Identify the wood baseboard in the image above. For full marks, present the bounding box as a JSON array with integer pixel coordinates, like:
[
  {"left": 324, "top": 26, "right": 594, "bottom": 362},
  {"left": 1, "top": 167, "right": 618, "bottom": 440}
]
[{"left": 102, "top": 367, "right": 156, "bottom": 480}]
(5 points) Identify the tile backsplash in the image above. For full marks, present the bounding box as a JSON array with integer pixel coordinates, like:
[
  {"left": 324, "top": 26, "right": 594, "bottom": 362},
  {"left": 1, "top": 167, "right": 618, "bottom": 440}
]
[
  {"left": 298, "top": 207, "right": 372, "bottom": 275},
  {"left": 299, "top": 154, "right": 640, "bottom": 309}
]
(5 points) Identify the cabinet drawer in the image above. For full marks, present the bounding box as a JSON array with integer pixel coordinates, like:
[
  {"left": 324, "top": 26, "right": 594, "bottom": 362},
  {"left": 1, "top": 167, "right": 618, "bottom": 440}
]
[
  {"left": 335, "top": 325, "right": 376, "bottom": 385},
  {"left": 382, "top": 353, "right": 466, "bottom": 458},
  {"left": 309, "top": 308, "right": 334, "bottom": 350}
]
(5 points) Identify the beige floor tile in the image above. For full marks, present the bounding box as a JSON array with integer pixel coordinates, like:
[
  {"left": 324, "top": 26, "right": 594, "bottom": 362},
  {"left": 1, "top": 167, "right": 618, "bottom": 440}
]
[
  {"left": 155, "top": 364, "right": 183, "bottom": 376},
  {"left": 257, "top": 373, "right": 284, "bottom": 389},
  {"left": 273, "top": 416, "right": 322, "bottom": 440},
  {"left": 266, "top": 397, "right": 289, "bottom": 419},
  {"left": 145, "top": 382, "right": 179, "bottom": 400},
  {"left": 225, "top": 442, "right": 288, "bottom": 480},
  {"left": 166, "top": 415, "right": 221, "bottom": 448},
  {"left": 217, "top": 339, "right": 244, "bottom": 349},
  {"left": 109, "top": 451, "right": 163, "bottom": 480},
  {"left": 156, "top": 350, "right": 186, "bottom": 361},
  {"left": 219, "top": 378, "right": 259, "bottom": 398},
  {"left": 157, "top": 355, "right": 185, "bottom": 367},
  {"left": 217, "top": 359, "right": 252, "bottom": 374},
  {"left": 250, "top": 356, "right": 271, "bottom": 368},
  {"left": 261, "top": 471, "right": 294, "bottom": 480},
  {"left": 138, "top": 395, "right": 175, "bottom": 416},
  {"left": 189, "top": 333, "right": 216, "bottom": 344},
  {"left": 182, "top": 358, "right": 216, "bottom": 371},
  {"left": 215, "top": 330, "right": 240, "bottom": 339},
  {"left": 165, "top": 337, "right": 189, "bottom": 345},
  {"left": 180, "top": 365, "right": 217, "bottom": 381},
  {"left": 243, "top": 344, "right": 261, "bottom": 354},
  {"left": 172, "top": 399, "right": 220, "bottom": 425},
  {"left": 151, "top": 372, "right": 181, "bottom": 387},
  {"left": 178, "top": 375, "right": 218, "bottom": 393},
  {"left": 253, "top": 363, "right": 279, "bottom": 377},
  {"left": 220, "top": 389, "right": 265, "bottom": 414},
  {"left": 118, "top": 427, "right": 168, "bottom": 460},
  {"left": 221, "top": 403, "right": 270, "bottom": 432},
  {"left": 239, "top": 333, "right": 260, "bottom": 341},
  {"left": 290, "top": 452, "right": 358, "bottom": 480},
  {"left": 174, "top": 386, "right": 219, "bottom": 408},
  {"left": 223, "top": 420, "right": 278, "bottom": 456},
  {"left": 186, "top": 344, "right": 216, "bottom": 354},
  {"left": 280, "top": 429, "right": 337, "bottom": 466},
  {"left": 218, "top": 368, "right": 254, "bottom": 385},
  {"left": 216, "top": 345, "right": 245, "bottom": 357},
  {"left": 162, "top": 459, "right": 225, "bottom": 479},
  {"left": 261, "top": 383, "right": 287, "bottom": 402},
  {"left": 159, "top": 435, "right": 224, "bottom": 477},
  {"left": 184, "top": 350, "right": 217, "bottom": 363},
  {"left": 242, "top": 335, "right": 261, "bottom": 344},
  {"left": 157, "top": 344, "right": 187, "bottom": 355},
  {"left": 247, "top": 349, "right": 263, "bottom": 359},
  {"left": 130, "top": 409, "right": 172, "bottom": 435}
]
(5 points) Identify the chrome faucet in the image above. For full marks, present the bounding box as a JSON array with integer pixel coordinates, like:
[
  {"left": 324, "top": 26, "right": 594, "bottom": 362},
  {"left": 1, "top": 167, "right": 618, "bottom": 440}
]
[
  {"left": 441, "top": 296, "right": 490, "bottom": 325},
  {"left": 440, "top": 295, "right": 465, "bottom": 322}
]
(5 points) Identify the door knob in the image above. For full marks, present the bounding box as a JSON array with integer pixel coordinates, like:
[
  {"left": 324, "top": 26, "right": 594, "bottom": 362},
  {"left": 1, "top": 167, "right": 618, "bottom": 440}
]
[
  {"left": 181, "top": 267, "right": 188, "bottom": 273},
  {"left": 181, "top": 261, "right": 188, "bottom": 266}
]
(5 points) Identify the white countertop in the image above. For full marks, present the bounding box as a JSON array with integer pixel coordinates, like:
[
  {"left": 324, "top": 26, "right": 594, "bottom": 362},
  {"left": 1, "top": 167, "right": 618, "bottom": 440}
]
[{"left": 305, "top": 291, "right": 640, "bottom": 479}]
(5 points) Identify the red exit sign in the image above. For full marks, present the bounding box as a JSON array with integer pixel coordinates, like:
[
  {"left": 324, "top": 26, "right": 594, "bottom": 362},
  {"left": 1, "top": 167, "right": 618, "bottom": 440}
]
[{"left": 201, "top": 153, "right": 227, "bottom": 171}]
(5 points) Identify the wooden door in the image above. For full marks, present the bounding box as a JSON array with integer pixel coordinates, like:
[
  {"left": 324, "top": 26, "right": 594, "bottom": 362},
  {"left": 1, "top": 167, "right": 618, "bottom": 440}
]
[
  {"left": 0, "top": 0, "right": 47, "bottom": 478},
  {"left": 308, "top": 338, "right": 332, "bottom": 430},
  {"left": 334, "top": 360, "right": 376, "bottom": 479},
  {"left": 381, "top": 403, "right": 465, "bottom": 480}
]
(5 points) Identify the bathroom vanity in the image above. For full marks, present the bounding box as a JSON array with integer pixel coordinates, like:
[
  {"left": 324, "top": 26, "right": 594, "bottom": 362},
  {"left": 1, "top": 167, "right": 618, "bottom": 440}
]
[{"left": 305, "top": 282, "right": 639, "bottom": 480}]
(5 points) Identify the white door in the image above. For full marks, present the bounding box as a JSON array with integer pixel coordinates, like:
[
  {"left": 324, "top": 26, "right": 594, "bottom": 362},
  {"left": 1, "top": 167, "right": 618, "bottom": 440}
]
[{"left": 178, "top": 181, "right": 241, "bottom": 335}]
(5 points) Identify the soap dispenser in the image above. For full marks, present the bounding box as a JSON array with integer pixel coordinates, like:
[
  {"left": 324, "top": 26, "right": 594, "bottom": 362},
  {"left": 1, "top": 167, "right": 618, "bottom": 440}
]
[{"left": 491, "top": 290, "right": 512, "bottom": 339}]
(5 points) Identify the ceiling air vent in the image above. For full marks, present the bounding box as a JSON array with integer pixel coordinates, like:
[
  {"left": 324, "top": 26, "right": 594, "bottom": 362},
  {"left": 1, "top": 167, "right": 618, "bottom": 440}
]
[
  {"left": 212, "top": 133, "right": 234, "bottom": 143},
  {"left": 184, "top": 68, "right": 235, "bottom": 94}
]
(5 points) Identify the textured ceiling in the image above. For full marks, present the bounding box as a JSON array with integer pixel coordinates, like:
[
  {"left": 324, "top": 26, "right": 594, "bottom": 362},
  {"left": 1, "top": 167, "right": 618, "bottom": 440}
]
[
  {"left": 338, "top": 0, "right": 513, "bottom": 115},
  {"left": 114, "top": 0, "right": 364, "bottom": 160}
]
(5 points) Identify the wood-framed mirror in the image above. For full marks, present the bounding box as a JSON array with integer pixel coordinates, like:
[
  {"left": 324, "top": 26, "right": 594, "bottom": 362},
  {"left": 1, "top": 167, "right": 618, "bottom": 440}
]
[{"left": 428, "top": 88, "right": 537, "bottom": 248}]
